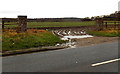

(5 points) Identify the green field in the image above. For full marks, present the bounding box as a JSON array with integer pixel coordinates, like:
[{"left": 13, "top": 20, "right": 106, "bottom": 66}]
[{"left": 4, "top": 21, "right": 95, "bottom": 28}]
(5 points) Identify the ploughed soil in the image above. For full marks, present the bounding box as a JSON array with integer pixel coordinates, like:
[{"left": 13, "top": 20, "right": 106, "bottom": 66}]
[{"left": 74, "top": 37, "right": 119, "bottom": 47}]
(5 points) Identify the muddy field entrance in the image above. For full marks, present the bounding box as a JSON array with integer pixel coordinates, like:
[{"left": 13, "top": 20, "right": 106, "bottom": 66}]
[
  {"left": 50, "top": 26, "right": 96, "bottom": 38},
  {"left": 48, "top": 26, "right": 96, "bottom": 47},
  {"left": 46, "top": 25, "right": 119, "bottom": 48}
]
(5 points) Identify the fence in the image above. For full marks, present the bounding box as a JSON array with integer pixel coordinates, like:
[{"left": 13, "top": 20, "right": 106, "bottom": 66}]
[
  {"left": 1, "top": 16, "right": 27, "bottom": 33},
  {"left": 1, "top": 15, "right": 120, "bottom": 32},
  {"left": 103, "top": 21, "right": 120, "bottom": 27},
  {"left": 96, "top": 18, "right": 120, "bottom": 30}
]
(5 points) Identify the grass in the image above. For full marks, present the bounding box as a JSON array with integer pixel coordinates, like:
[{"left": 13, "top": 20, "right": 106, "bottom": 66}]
[
  {"left": 87, "top": 28, "right": 120, "bottom": 37},
  {"left": 2, "top": 29, "right": 65, "bottom": 51},
  {"left": 4, "top": 21, "right": 95, "bottom": 28}
]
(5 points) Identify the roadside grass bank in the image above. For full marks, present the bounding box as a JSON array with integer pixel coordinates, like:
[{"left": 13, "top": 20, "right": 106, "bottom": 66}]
[
  {"left": 5, "top": 21, "right": 95, "bottom": 28},
  {"left": 87, "top": 28, "right": 120, "bottom": 37},
  {"left": 2, "top": 29, "right": 66, "bottom": 52},
  {"left": 2, "top": 46, "right": 69, "bottom": 56}
]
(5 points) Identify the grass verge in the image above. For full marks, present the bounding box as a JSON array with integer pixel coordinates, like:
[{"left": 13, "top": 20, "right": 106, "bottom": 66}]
[
  {"left": 2, "top": 46, "right": 69, "bottom": 56},
  {"left": 87, "top": 28, "right": 120, "bottom": 37},
  {"left": 2, "top": 29, "right": 65, "bottom": 52}
]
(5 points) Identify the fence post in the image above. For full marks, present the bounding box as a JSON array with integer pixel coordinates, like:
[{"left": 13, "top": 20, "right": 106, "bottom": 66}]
[
  {"left": 2, "top": 20, "right": 4, "bottom": 29},
  {"left": 105, "top": 22, "right": 107, "bottom": 28},
  {"left": 17, "top": 16, "right": 27, "bottom": 33}
]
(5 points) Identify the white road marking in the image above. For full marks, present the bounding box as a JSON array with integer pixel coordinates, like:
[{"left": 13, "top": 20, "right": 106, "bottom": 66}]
[{"left": 91, "top": 58, "right": 120, "bottom": 67}]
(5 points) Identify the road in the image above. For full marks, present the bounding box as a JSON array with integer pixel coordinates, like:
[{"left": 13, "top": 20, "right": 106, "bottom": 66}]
[{"left": 2, "top": 41, "right": 119, "bottom": 72}]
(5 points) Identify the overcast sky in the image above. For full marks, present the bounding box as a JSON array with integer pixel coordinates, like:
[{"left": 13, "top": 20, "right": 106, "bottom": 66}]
[{"left": 0, "top": 0, "right": 119, "bottom": 18}]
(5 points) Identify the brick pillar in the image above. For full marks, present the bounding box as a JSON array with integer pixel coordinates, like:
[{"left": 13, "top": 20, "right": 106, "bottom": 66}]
[
  {"left": 96, "top": 18, "right": 103, "bottom": 30},
  {"left": 116, "top": 12, "right": 120, "bottom": 21},
  {"left": 17, "top": 16, "right": 27, "bottom": 33}
]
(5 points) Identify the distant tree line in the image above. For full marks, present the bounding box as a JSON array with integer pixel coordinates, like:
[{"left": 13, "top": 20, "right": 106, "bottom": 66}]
[
  {"left": 2, "top": 11, "right": 119, "bottom": 22},
  {"left": 91, "top": 11, "right": 120, "bottom": 21},
  {"left": 1, "top": 17, "right": 93, "bottom": 23}
]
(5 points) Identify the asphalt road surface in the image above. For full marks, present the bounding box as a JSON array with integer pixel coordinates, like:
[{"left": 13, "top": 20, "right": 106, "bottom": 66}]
[{"left": 2, "top": 41, "right": 119, "bottom": 72}]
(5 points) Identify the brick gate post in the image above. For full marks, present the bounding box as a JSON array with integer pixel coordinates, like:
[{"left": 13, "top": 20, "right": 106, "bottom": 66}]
[{"left": 17, "top": 16, "right": 27, "bottom": 33}]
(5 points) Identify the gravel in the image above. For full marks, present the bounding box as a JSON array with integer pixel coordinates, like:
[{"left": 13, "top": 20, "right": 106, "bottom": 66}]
[{"left": 74, "top": 37, "right": 119, "bottom": 47}]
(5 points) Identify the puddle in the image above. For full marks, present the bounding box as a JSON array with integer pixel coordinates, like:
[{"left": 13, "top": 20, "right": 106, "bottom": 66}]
[
  {"left": 55, "top": 35, "right": 93, "bottom": 48},
  {"left": 61, "top": 35, "right": 93, "bottom": 40}
]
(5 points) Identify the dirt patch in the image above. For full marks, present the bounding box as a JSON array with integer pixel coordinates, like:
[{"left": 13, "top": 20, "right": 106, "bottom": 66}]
[{"left": 74, "top": 37, "right": 119, "bottom": 47}]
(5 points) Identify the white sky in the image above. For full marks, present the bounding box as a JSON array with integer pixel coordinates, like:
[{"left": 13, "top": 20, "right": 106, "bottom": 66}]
[{"left": 0, "top": 0, "right": 119, "bottom": 18}]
